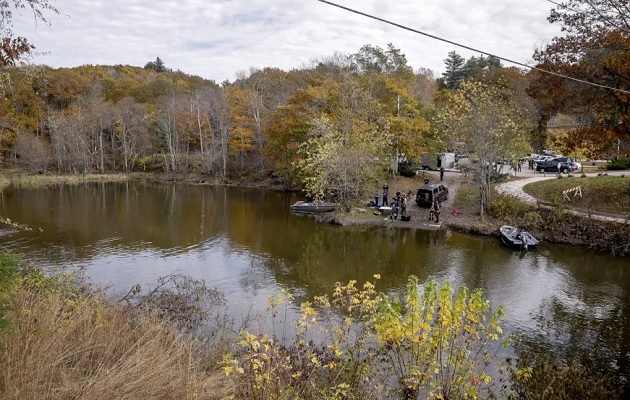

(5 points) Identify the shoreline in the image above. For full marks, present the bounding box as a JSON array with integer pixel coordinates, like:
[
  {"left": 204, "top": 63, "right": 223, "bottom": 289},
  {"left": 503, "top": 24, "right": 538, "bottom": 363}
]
[{"left": 2, "top": 170, "right": 628, "bottom": 256}]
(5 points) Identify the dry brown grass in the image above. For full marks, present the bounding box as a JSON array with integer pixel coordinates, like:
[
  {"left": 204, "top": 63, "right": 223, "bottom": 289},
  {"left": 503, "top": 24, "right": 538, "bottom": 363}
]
[
  {"left": 0, "top": 275, "right": 231, "bottom": 400},
  {"left": 0, "top": 172, "right": 130, "bottom": 190}
]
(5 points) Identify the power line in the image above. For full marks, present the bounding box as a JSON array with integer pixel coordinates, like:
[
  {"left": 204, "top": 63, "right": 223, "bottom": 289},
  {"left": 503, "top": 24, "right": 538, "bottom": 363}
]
[{"left": 316, "top": 0, "right": 630, "bottom": 95}]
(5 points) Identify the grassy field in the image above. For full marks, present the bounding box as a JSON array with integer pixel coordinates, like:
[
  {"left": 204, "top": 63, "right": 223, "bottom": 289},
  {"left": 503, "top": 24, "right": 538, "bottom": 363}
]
[{"left": 523, "top": 175, "right": 630, "bottom": 215}]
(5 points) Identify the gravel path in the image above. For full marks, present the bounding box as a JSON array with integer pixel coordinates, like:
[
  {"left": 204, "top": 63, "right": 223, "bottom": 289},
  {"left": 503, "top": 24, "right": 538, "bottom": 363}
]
[{"left": 495, "top": 176, "right": 556, "bottom": 204}]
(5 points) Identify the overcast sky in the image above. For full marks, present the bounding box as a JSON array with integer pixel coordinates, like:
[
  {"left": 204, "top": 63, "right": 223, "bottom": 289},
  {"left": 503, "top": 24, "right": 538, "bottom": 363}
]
[{"left": 13, "top": 0, "right": 564, "bottom": 83}]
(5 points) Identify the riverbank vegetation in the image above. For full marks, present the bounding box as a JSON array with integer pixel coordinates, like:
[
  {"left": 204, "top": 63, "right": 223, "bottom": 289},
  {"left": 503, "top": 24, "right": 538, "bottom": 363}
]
[
  {"left": 0, "top": 170, "right": 130, "bottom": 190},
  {"left": 0, "top": 251, "right": 232, "bottom": 399},
  {"left": 444, "top": 177, "right": 630, "bottom": 256},
  {"left": 0, "top": 251, "right": 622, "bottom": 399}
]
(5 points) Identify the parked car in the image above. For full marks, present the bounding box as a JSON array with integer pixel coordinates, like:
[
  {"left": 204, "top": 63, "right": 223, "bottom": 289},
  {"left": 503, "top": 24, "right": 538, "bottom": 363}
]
[
  {"left": 552, "top": 157, "right": 578, "bottom": 171},
  {"left": 535, "top": 159, "right": 572, "bottom": 174},
  {"left": 533, "top": 155, "right": 553, "bottom": 163},
  {"left": 416, "top": 183, "right": 448, "bottom": 207}
]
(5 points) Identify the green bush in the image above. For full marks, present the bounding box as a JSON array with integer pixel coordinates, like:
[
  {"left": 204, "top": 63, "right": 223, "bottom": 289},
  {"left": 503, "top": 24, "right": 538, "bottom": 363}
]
[
  {"left": 453, "top": 185, "right": 480, "bottom": 209},
  {"left": 521, "top": 211, "right": 544, "bottom": 230},
  {"left": 489, "top": 193, "right": 530, "bottom": 222},
  {"left": 399, "top": 164, "right": 416, "bottom": 177},
  {"left": 135, "top": 154, "right": 166, "bottom": 172},
  {"left": 607, "top": 157, "right": 630, "bottom": 170}
]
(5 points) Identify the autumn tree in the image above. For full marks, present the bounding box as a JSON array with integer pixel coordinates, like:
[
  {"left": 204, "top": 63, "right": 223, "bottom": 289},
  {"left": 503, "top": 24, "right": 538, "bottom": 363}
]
[
  {"left": 114, "top": 97, "right": 150, "bottom": 172},
  {"left": 412, "top": 67, "right": 438, "bottom": 105},
  {"left": 204, "top": 86, "right": 232, "bottom": 178},
  {"left": 227, "top": 86, "right": 259, "bottom": 174},
  {"left": 155, "top": 89, "right": 187, "bottom": 172},
  {"left": 352, "top": 44, "right": 430, "bottom": 173},
  {"left": 351, "top": 43, "right": 414, "bottom": 81},
  {"left": 440, "top": 81, "right": 534, "bottom": 216},
  {"left": 0, "top": 0, "right": 57, "bottom": 66},
  {"left": 530, "top": 0, "right": 630, "bottom": 158},
  {"left": 297, "top": 78, "right": 391, "bottom": 209},
  {"left": 263, "top": 87, "right": 313, "bottom": 191}
]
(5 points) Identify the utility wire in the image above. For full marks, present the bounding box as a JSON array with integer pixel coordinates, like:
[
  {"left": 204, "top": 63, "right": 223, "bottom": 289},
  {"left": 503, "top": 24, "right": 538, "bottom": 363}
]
[{"left": 316, "top": 0, "right": 630, "bottom": 95}]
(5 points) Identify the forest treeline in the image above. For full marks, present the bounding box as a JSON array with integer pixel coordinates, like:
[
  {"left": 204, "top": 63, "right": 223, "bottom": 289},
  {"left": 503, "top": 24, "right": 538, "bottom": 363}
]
[
  {"left": 0, "top": 49, "right": 556, "bottom": 187},
  {"left": 0, "top": 46, "right": 488, "bottom": 188}
]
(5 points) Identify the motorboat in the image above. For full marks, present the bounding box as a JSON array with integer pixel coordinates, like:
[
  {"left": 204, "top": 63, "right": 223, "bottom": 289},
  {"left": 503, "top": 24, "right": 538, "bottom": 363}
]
[
  {"left": 290, "top": 201, "right": 336, "bottom": 214},
  {"left": 499, "top": 225, "right": 539, "bottom": 250}
]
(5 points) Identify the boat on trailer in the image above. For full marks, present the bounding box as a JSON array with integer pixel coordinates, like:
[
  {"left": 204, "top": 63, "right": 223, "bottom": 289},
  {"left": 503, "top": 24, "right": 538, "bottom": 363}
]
[
  {"left": 290, "top": 201, "right": 336, "bottom": 214},
  {"left": 499, "top": 225, "right": 539, "bottom": 250}
]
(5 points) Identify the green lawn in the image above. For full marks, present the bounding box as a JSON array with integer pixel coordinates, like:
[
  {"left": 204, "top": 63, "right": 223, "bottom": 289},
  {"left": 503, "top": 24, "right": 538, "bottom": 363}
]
[{"left": 523, "top": 176, "right": 630, "bottom": 215}]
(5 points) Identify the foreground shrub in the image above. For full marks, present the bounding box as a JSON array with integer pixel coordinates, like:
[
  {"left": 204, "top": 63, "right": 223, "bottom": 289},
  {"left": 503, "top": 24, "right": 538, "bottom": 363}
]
[
  {"left": 120, "top": 273, "right": 228, "bottom": 333},
  {"left": 223, "top": 276, "right": 511, "bottom": 399},
  {"left": 0, "top": 267, "right": 229, "bottom": 400}
]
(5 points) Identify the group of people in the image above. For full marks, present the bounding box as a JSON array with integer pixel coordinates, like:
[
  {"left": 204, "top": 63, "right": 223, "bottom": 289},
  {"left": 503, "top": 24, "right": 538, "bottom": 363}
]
[
  {"left": 374, "top": 184, "right": 408, "bottom": 220},
  {"left": 372, "top": 182, "right": 445, "bottom": 223}
]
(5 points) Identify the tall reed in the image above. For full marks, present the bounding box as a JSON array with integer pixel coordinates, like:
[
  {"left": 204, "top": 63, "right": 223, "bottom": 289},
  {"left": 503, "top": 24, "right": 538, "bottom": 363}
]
[{"left": 0, "top": 270, "right": 230, "bottom": 400}]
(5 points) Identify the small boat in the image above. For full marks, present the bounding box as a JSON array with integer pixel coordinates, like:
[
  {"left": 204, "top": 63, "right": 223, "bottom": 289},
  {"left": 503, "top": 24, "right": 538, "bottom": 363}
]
[
  {"left": 290, "top": 201, "right": 336, "bottom": 214},
  {"left": 499, "top": 225, "right": 539, "bottom": 250}
]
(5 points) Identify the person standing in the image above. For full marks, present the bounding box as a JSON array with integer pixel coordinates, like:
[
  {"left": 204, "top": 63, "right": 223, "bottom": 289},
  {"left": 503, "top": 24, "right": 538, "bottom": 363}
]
[
  {"left": 517, "top": 160, "right": 522, "bottom": 172},
  {"left": 439, "top": 167, "right": 444, "bottom": 181},
  {"left": 374, "top": 192, "right": 380, "bottom": 207},
  {"left": 401, "top": 195, "right": 407, "bottom": 216},
  {"left": 391, "top": 199, "right": 398, "bottom": 220},
  {"left": 382, "top": 184, "right": 389, "bottom": 207},
  {"left": 433, "top": 198, "right": 441, "bottom": 223}
]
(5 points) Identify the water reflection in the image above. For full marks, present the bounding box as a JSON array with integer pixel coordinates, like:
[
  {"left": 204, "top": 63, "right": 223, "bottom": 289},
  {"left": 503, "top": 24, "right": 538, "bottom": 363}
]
[{"left": 1, "top": 182, "right": 630, "bottom": 387}]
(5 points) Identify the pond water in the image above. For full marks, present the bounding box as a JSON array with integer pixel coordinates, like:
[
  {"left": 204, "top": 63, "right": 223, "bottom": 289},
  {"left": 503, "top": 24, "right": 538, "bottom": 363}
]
[{"left": 1, "top": 181, "right": 630, "bottom": 387}]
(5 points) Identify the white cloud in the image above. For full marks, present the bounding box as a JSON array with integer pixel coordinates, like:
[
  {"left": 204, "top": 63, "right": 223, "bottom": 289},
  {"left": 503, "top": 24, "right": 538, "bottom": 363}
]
[{"left": 12, "top": 0, "right": 564, "bottom": 82}]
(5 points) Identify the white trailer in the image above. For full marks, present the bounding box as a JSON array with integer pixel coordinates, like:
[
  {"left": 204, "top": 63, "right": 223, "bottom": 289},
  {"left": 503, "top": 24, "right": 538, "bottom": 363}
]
[{"left": 420, "top": 152, "right": 456, "bottom": 170}]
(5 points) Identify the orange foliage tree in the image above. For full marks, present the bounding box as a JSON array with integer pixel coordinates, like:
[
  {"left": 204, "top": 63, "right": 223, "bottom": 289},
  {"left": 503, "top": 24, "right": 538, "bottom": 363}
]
[{"left": 530, "top": 0, "right": 630, "bottom": 158}]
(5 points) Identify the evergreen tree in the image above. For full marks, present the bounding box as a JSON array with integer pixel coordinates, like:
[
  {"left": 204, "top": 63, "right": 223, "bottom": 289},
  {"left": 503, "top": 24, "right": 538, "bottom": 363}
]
[
  {"left": 144, "top": 57, "right": 167, "bottom": 73},
  {"left": 441, "top": 51, "right": 465, "bottom": 89},
  {"left": 462, "top": 55, "right": 502, "bottom": 81}
]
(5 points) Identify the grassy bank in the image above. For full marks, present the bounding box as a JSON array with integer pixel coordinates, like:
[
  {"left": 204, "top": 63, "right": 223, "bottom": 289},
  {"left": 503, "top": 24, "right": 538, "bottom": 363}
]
[
  {"left": 0, "top": 252, "right": 230, "bottom": 400},
  {"left": 523, "top": 175, "right": 630, "bottom": 215}
]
